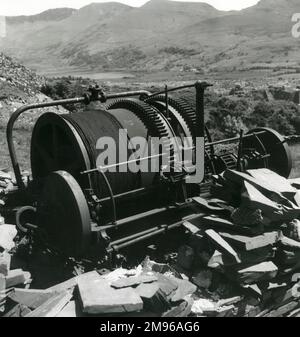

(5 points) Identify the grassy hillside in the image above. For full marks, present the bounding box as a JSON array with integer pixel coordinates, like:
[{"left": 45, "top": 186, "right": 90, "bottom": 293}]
[{"left": 2, "top": 0, "right": 300, "bottom": 75}]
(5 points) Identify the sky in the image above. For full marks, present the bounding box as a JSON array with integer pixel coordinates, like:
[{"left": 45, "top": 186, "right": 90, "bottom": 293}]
[{"left": 0, "top": 0, "right": 260, "bottom": 16}]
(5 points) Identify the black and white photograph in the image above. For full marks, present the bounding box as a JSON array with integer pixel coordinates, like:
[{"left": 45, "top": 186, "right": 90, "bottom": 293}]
[{"left": 1, "top": 0, "right": 300, "bottom": 320}]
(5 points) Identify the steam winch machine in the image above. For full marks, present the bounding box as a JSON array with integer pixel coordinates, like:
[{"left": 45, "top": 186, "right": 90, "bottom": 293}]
[{"left": 5, "top": 81, "right": 292, "bottom": 261}]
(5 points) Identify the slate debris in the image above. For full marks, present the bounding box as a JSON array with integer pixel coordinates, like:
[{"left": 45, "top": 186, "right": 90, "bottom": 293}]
[
  {"left": 0, "top": 211, "right": 34, "bottom": 313},
  {"left": 78, "top": 272, "right": 143, "bottom": 314},
  {"left": 111, "top": 275, "right": 158, "bottom": 289},
  {"left": 2, "top": 168, "right": 300, "bottom": 317},
  {"left": 182, "top": 168, "right": 300, "bottom": 316},
  {"left": 0, "top": 265, "right": 198, "bottom": 317}
]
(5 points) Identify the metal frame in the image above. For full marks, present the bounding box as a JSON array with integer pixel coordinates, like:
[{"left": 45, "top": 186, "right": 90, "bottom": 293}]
[{"left": 7, "top": 82, "right": 211, "bottom": 190}]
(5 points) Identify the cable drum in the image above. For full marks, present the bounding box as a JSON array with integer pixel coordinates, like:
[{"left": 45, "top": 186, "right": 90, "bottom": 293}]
[
  {"left": 63, "top": 110, "right": 139, "bottom": 197},
  {"left": 31, "top": 109, "right": 148, "bottom": 199},
  {"left": 30, "top": 97, "right": 179, "bottom": 200}
]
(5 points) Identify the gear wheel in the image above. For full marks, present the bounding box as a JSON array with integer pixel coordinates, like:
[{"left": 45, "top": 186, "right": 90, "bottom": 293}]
[
  {"left": 146, "top": 95, "right": 212, "bottom": 148},
  {"left": 106, "top": 98, "right": 175, "bottom": 167},
  {"left": 146, "top": 96, "right": 197, "bottom": 141},
  {"left": 145, "top": 95, "right": 215, "bottom": 174}
]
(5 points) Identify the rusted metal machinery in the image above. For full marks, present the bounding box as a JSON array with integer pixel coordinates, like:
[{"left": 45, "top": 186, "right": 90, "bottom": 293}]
[{"left": 7, "top": 81, "right": 292, "bottom": 261}]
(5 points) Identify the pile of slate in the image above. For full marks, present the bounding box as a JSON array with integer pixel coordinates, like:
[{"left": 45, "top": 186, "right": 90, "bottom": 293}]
[
  {"left": 0, "top": 221, "right": 32, "bottom": 315},
  {"left": 175, "top": 168, "right": 300, "bottom": 317},
  {"left": 0, "top": 259, "right": 201, "bottom": 317}
]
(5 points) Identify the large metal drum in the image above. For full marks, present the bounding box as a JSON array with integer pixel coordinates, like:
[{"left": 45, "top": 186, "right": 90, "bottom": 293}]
[{"left": 30, "top": 103, "right": 173, "bottom": 198}]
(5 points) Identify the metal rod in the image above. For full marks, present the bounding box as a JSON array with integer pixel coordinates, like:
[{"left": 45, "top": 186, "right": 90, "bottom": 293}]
[
  {"left": 236, "top": 129, "right": 244, "bottom": 171},
  {"left": 107, "top": 213, "right": 202, "bottom": 253},
  {"left": 100, "top": 206, "right": 175, "bottom": 231},
  {"left": 206, "top": 130, "right": 267, "bottom": 147},
  {"left": 195, "top": 81, "right": 209, "bottom": 139},
  {"left": 81, "top": 153, "right": 165, "bottom": 175},
  {"left": 146, "top": 83, "right": 196, "bottom": 99},
  {"left": 97, "top": 169, "right": 117, "bottom": 226},
  {"left": 106, "top": 90, "right": 151, "bottom": 100},
  {"left": 98, "top": 185, "right": 159, "bottom": 203},
  {"left": 165, "top": 84, "right": 169, "bottom": 120},
  {"left": 109, "top": 226, "right": 160, "bottom": 246}
]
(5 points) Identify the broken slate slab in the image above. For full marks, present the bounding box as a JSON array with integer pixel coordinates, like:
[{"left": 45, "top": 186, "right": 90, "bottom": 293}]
[
  {"left": 56, "top": 300, "right": 83, "bottom": 318},
  {"left": 0, "top": 225, "right": 17, "bottom": 251},
  {"left": 247, "top": 169, "right": 296, "bottom": 197},
  {"left": 155, "top": 274, "right": 178, "bottom": 300},
  {"left": 46, "top": 277, "right": 77, "bottom": 293},
  {"left": 224, "top": 170, "right": 296, "bottom": 206},
  {"left": 6, "top": 269, "right": 31, "bottom": 288},
  {"left": 219, "top": 231, "right": 282, "bottom": 251},
  {"left": 208, "top": 246, "right": 274, "bottom": 269},
  {"left": 78, "top": 271, "right": 143, "bottom": 314},
  {"left": 0, "top": 251, "right": 11, "bottom": 276},
  {"left": 208, "top": 250, "right": 229, "bottom": 269},
  {"left": 191, "top": 298, "right": 217, "bottom": 316},
  {"left": 242, "top": 181, "right": 300, "bottom": 221},
  {"left": 280, "top": 236, "right": 300, "bottom": 251},
  {"left": 25, "top": 291, "right": 72, "bottom": 318},
  {"left": 193, "top": 197, "right": 232, "bottom": 213},
  {"left": 111, "top": 274, "right": 157, "bottom": 289},
  {"left": 263, "top": 301, "right": 299, "bottom": 318},
  {"left": 9, "top": 289, "right": 58, "bottom": 309},
  {"left": 201, "top": 215, "right": 261, "bottom": 235},
  {"left": 224, "top": 169, "right": 275, "bottom": 191},
  {"left": 235, "top": 261, "right": 278, "bottom": 284},
  {"left": 242, "top": 181, "right": 282, "bottom": 215},
  {"left": 4, "top": 304, "right": 31, "bottom": 317},
  {"left": 0, "top": 274, "right": 5, "bottom": 298},
  {"left": 183, "top": 221, "right": 201, "bottom": 235},
  {"left": 205, "top": 229, "right": 241, "bottom": 264},
  {"left": 46, "top": 271, "right": 101, "bottom": 293}
]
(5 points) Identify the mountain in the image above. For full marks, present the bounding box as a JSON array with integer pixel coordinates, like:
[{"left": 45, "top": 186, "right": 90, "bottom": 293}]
[
  {"left": 1, "top": 2, "right": 134, "bottom": 71},
  {"left": 6, "top": 8, "right": 76, "bottom": 24},
  {"left": 168, "top": 0, "right": 300, "bottom": 72},
  {"left": 1, "top": 0, "right": 299, "bottom": 74}
]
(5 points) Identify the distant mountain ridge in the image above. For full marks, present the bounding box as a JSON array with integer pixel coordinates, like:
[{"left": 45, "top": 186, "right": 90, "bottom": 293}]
[
  {"left": 1, "top": 0, "right": 300, "bottom": 75},
  {"left": 6, "top": 8, "right": 76, "bottom": 24}
]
